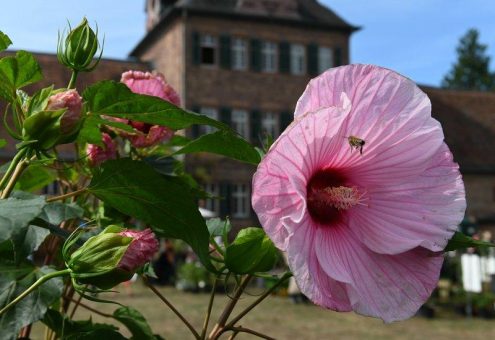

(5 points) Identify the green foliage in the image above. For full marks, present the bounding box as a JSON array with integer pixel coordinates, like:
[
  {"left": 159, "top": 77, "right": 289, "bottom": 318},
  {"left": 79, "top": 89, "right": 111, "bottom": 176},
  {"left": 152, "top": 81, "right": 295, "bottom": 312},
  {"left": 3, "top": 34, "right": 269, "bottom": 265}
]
[
  {"left": 225, "top": 227, "right": 278, "bottom": 274},
  {"left": 206, "top": 217, "right": 232, "bottom": 237},
  {"left": 0, "top": 51, "right": 42, "bottom": 102},
  {"left": 88, "top": 159, "right": 215, "bottom": 272},
  {"left": 444, "top": 231, "right": 495, "bottom": 251},
  {"left": 43, "top": 309, "right": 126, "bottom": 340},
  {"left": 113, "top": 306, "right": 162, "bottom": 340},
  {"left": 0, "top": 265, "right": 64, "bottom": 340},
  {"left": 174, "top": 130, "right": 261, "bottom": 165},
  {"left": 83, "top": 80, "right": 230, "bottom": 130},
  {"left": 0, "top": 225, "right": 50, "bottom": 264},
  {"left": 0, "top": 194, "right": 46, "bottom": 243},
  {"left": 0, "top": 139, "right": 6, "bottom": 149},
  {"left": 15, "top": 163, "right": 57, "bottom": 192},
  {"left": 0, "top": 31, "right": 12, "bottom": 52},
  {"left": 442, "top": 28, "right": 495, "bottom": 91}
]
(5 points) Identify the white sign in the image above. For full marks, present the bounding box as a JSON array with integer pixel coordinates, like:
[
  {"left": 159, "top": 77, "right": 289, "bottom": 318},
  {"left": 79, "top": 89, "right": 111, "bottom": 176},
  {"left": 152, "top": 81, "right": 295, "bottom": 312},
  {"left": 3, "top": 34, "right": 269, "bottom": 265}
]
[{"left": 461, "top": 254, "right": 482, "bottom": 293}]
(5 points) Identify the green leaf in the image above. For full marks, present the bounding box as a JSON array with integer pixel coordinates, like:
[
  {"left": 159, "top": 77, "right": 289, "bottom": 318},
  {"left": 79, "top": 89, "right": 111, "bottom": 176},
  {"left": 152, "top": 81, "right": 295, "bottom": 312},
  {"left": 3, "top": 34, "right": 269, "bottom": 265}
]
[
  {"left": 0, "top": 51, "right": 42, "bottom": 102},
  {"left": 206, "top": 218, "right": 232, "bottom": 237},
  {"left": 444, "top": 231, "right": 495, "bottom": 251},
  {"left": 0, "top": 139, "right": 6, "bottom": 149},
  {"left": 225, "top": 227, "right": 278, "bottom": 274},
  {"left": 0, "top": 31, "right": 12, "bottom": 52},
  {"left": 39, "top": 202, "right": 84, "bottom": 225},
  {"left": 0, "top": 195, "right": 46, "bottom": 243},
  {"left": 88, "top": 159, "right": 215, "bottom": 272},
  {"left": 15, "top": 163, "right": 57, "bottom": 192},
  {"left": 113, "top": 306, "right": 158, "bottom": 340},
  {"left": 83, "top": 81, "right": 229, "bottom": 130},
  {"left": 174, "top": 130, "right": 261, "bottom": 165},
  {"left": 43, "top": 309, "right": 126, "bottom": 340},
  {"left": 0, "top": 225, "right": 50, "bottom": 264},
  {"left": 0, "top": 265, "right": 64, "bottom": 340}
]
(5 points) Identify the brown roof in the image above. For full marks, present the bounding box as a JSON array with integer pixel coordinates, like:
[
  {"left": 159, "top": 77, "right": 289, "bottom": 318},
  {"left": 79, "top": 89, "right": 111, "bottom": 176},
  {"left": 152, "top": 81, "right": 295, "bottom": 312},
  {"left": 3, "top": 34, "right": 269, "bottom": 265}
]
[
  {"left": 423, "top": 86, "right": 495, "bottom": 173},
  {"left": 131, "top": 0, "right": 359, "bottom": 57},
  {"left": 0, "top": 51, "right": 149, "bottom": 158}
]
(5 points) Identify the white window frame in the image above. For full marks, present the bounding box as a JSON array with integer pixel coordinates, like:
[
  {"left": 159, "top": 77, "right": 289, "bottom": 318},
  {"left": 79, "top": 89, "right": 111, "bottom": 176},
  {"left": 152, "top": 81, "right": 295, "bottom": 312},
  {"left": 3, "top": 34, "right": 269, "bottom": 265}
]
[
  {"left": 204, "top": 183, "right": 220, "bottom": 215},
  {"left": 200, "top": 34, "right": 217, "bottom": 66},
  {"left": 200, "top": 107, "right": 218, "bottom": 134},
  {"left": 261, "top": 41, "right": 277, "bottom": 73},
  {"left": 232, "top": 38, "right": 248, "bottom": 70},
  {"left": 261, "top": 112, "right": 279, "bottom": 138},
  {"left": 318, "top": 46, "right": 333, "bottom": 74},
  {"left": 232, "top": 109, "right": 249, "bottom": 139},
  {"left": 232, "top": 183, "right": 250, "bottom": 218},
  {"left": 290, "top": 44, "right": 306, "bottom": 75}
]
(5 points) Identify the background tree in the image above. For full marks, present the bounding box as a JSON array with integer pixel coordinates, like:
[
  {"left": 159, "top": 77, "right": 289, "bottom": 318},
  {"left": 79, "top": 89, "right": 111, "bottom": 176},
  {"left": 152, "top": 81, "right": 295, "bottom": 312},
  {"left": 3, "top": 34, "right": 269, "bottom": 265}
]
[{"left": 442, "top": 29, "right": 495, "bottom": 91}]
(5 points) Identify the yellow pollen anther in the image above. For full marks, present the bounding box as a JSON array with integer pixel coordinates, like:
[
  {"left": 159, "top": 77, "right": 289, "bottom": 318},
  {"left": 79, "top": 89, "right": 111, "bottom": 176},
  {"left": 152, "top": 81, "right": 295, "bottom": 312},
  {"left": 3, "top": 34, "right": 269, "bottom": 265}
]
[{"left": 310, "top": 186, "right": 364, "bottom": 210}]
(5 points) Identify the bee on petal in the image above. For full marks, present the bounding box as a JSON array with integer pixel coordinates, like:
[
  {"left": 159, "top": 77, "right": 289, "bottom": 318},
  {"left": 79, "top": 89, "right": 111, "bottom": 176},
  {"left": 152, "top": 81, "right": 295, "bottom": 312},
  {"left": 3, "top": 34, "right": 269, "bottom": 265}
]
[{"left": 347, "top": 136, "right": 365, "bottom": 155}]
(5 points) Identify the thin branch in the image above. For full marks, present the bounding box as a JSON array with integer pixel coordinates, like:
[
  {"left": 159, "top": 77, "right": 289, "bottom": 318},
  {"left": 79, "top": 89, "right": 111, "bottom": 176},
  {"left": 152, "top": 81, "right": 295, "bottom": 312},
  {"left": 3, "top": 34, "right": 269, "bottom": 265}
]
[
  {"left": 63, "top": 296, "right": 113, "bottom": 318},
  {"left": 46, "top": 187, "right": 88, "bottom": 202},
  {"left": 143, "top": 276, "right": 200, "bottom": 340},
  {"left": 201, "top": 277, "right": 218, "bottom": 339},
  {"left": 228, "top": 326, "right": 275, "bottom": 340}
]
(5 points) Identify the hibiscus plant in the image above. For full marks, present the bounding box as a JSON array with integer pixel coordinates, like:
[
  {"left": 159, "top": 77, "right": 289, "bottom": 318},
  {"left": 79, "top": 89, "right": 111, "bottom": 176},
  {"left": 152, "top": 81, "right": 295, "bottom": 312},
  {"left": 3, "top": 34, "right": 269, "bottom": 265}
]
[{"left": 0, "top": 18, "right": 493, "bottom": 340}]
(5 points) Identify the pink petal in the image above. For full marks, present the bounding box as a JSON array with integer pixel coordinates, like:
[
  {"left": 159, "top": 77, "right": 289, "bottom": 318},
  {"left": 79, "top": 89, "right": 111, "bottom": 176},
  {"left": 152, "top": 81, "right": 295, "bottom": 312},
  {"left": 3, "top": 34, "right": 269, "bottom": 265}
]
[
  {"left": 119, "top": 229, "right": 159, "bottom": 272},
  {"left": 121, "top": 70, "right": 180, "bottom": 106},
  {"left": 315, "top": 225, "right": 443, "bottom": 322}
]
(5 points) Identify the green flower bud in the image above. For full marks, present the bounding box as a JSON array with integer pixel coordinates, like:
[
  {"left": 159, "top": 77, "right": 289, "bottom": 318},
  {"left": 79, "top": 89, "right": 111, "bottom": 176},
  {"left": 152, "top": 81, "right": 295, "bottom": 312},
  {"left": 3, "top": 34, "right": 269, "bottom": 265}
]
[
  {"left": 65, "top": 226, "right": 158, "bottom": 290},
  {"left": 57, "top": 18, "right": 103, "bottom": 72}
]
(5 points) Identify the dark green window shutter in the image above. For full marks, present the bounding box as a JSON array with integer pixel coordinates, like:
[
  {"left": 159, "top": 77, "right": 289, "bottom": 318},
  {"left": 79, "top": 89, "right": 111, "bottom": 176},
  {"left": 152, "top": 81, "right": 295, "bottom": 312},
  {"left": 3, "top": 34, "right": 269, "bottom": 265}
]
[
  {"left": 279, "top": 41, "right": 290, "bottom": 73},
  {"left": 251, "top": 109, "right": 261, "bottom": 144},
  {"left": 220, "top": 107, "right": 232, "bottom": 127},
  {"left": 280, "top": 111, "right": 292, "bottom": 132},
  {"left": 219, "top": 182, "right": 231, "bottom": 217},
  {"left": 307, "top": 43, "right": 318, "bottom": 76},
  {"left": 250, "top": 39, "right": 261, "bottom": 72},
  {"left": 220, "top": 35, "right": 231, "bottom": 69},
  {"left": 192, "top": 31, "right": 200, "bottom": 65},
  {"left": 191, "top": 105, "right": 201, "bottom": 138},
  {"left": 334, "top": 47, "right": 343, "bottom": 66}
]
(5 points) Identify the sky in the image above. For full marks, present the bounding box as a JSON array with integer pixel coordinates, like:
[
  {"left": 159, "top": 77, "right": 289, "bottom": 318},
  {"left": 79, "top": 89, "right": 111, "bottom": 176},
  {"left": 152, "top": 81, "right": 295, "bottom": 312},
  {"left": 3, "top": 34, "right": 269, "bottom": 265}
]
[{"left": 0, "top": 0, "right": 494, "bottom": 86}]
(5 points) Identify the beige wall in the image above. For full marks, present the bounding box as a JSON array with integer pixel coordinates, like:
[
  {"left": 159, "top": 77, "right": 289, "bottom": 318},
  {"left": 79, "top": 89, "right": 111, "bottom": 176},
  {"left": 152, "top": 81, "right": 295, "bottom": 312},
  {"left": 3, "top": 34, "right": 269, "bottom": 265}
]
[{"left": 464, "top": 174, "right": 495, "bottom": 219}]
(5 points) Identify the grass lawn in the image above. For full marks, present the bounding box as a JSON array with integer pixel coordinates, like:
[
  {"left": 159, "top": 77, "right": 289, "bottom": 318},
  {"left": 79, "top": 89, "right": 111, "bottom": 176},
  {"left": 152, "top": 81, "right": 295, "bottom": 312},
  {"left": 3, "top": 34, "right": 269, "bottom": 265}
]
[{"left": 32, "top": 281, "right": 495, "bottom": 340}]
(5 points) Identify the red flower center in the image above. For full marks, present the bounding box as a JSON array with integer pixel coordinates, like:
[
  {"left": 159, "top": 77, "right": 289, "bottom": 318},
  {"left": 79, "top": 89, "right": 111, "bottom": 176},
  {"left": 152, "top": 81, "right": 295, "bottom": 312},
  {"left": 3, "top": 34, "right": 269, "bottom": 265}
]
[
  {"left": 307, "top": 168, "right": 361, "bottom": 225},
  {"left": 130, "top": 121, "right": 153, "bottom": 133}
]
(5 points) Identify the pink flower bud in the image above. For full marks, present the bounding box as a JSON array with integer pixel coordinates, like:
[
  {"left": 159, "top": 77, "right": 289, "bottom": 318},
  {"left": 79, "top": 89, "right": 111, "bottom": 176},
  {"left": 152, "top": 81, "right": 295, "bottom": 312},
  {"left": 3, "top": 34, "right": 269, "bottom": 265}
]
[
  {"left": 118, "top": 229, "right": 159, "bottom": 272},
  {"left": 116, "top": 70, "right": 179, "bottom": 148},
  {"left": 86, "top": 133, "right": 118, "bottom": 166},
  {"left": 47, "top": 89, "right": 83, "bottom": 134}
]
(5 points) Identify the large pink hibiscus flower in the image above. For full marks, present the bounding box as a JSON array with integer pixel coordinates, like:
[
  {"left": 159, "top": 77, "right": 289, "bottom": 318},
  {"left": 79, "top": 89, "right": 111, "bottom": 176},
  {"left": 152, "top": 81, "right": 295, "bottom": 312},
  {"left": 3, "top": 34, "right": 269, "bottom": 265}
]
[{"left": 252, "top": 64, "right": 466, "bottom": 322}]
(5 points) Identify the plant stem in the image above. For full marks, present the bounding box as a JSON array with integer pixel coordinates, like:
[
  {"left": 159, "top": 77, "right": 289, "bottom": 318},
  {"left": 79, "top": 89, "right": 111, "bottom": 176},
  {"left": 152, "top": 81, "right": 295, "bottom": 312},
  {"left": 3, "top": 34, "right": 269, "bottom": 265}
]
[
  {"left": 46, "top": 187, "right": 88, "bottom": 203},
  {"left": 1, "top": 152, "right": 31, "bottom": 199},
  {"left": 228, "top": 327, "right": 275, "bottom": 340},
  {"left": 69, "top": 291, "right": 84, "bottom": 318},
  {"left": 143, "top": 276, "right": 200, "bottom": 340},
  {"left": 0, "top": 148, "right": 27, "bottom": 192},
  {"left": 208, "top": 275, "right": 253, "bottom": 340},
  {"left": 224, "top": 273, "right": 292, "bottom": 331},
  {"left": 63, "top": 296, "right": 114, "bottom": 318},
  {"left": 201, "top": 277, "right": 218, "bottom": 339},
  {"left": 0, "top": 269, "right": 71, "bottom": 316},
  {"left": 67, "top": 70, "right": 78, "bottom": 89}
]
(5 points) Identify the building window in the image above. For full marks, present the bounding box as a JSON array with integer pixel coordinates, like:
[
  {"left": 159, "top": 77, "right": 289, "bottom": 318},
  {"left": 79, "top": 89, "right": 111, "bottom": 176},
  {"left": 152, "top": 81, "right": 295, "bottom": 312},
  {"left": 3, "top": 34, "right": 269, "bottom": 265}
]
[
  {"left": 232, "top": 183, "right": 250, "bottom": 218},
  {"left": 204, "top": 183, "right": 220, "bottom": 215},
  {"left": 200, "top": 107, "right": 218, "bottom": 134},
  {"left": 200, "top": 34, "right": 217, "bottom": 65},
  {"left": 291, "top": 44, "right": 306, "bottom": 75},
  {"left": 318, "top": 47, "right": 333, "bottom": 73},
  {"left": 261, "top": 112, "right": 279, "bottom": 138},
  {"left": 232, "top": 38, "right": 248, "bottom": 70},
  {"left": 261, "top": 41, "right": 277, "bottom": 72},
  {"left": 232, "top": 109, "right": 249, "bottom": 139}
]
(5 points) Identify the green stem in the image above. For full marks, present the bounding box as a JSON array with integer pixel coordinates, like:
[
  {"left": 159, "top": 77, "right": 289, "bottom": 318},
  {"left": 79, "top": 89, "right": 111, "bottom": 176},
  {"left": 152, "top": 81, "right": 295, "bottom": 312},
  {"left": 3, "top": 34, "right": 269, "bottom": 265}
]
[
  {"left": 210, "top": 238, "right": 225, "bottom": 257},
  {"left": 223, "top": 273, "right": 292, "bottom": 331},
  {"left": 0, "top": 269, "right": 70, "bottom": 316},
  {"left": 143, "top": 276, "right": 200, "bottom": 340},
  {"left": 228, "top": 327, "right": 275, "bottom": 340},
  {"left": 67, "top": 70, "right": 79, "bottom": 89},
  {"left": 0, "top": 148, "right": 27, "bottom": 191},
  {"left": 0, "top": 150, "right": 30, "bottom": 199},
  {"left": 46, "top": 187, "right": 88, "bottom": 203},
  {"left": 201, "top": 277, "right": 218, "bottom": 339}
]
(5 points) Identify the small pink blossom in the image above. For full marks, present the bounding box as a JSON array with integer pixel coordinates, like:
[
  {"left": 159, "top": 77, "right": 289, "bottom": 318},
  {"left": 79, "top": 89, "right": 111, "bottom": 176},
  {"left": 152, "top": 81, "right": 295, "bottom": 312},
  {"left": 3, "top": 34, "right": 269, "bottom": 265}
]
[
  {"left": 252, "top": 64, "right": 466, "bottom": 322},
  {"left": 116, "top": 70, "right": 179, "bottom": 148},
  {"left": 86, "top": 133, "right": 118, "bottom": 166},
  {"left": 47, "top": 89, "right": 83, "bottom": 134},
  {"left": 118, "top": 228, "right": 159, "bottom": 272}
]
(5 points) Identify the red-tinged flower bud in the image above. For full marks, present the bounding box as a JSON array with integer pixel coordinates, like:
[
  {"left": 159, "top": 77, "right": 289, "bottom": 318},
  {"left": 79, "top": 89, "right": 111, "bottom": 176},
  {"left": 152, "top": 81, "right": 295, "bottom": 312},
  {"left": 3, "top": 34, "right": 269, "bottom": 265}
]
[
  {"left": 86, "top": 133, "right": 118, "bottom": 166},
  {"left": 47, "top": 90, "right": 83, "bottom": 134},
  {"left": 65, "top": 226, "right": 158, "bottom": 290}
]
